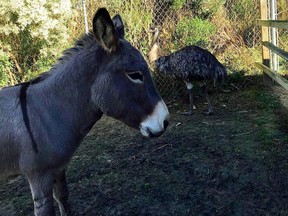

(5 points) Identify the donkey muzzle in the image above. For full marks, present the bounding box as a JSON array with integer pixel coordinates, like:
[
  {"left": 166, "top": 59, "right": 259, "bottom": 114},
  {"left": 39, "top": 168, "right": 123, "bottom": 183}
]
[{"left": 140, "top": 101, "right": 170, "bottom": 138}]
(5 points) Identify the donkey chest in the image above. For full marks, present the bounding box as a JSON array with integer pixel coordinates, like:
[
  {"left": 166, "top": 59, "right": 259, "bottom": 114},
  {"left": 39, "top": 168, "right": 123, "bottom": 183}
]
[{"left": 0, "top": 140, "right": 21, "bottom": 181}]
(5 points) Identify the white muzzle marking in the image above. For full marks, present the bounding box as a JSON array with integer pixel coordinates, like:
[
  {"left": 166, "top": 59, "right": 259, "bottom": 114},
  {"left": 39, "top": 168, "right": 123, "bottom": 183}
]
[{"left": 140, "top": 100, "right": 170, "bottom": 137}]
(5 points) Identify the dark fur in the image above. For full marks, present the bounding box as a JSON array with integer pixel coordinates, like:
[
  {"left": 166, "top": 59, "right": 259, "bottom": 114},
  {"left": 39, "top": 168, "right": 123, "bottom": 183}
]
[
  {"left": 155, "top": 45, "right": 227, "bottom": 82},
  {"left": 0, "top": 8, "right": 166, "bottom": 216},
  {"left": 155, "top": 45, "right": 227, "bottom": 115}
]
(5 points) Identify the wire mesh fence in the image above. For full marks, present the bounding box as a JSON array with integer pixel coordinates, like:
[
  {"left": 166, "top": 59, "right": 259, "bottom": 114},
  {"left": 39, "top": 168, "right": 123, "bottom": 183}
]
[
  {"left": 70, "top": 0, "right": 264, "bottom": 96},
  {"left": 278, "top": 28, "right": 288, "bottom": 74},
  {"left": 275, "top": 0, "right": 288, "bottom": 74}
]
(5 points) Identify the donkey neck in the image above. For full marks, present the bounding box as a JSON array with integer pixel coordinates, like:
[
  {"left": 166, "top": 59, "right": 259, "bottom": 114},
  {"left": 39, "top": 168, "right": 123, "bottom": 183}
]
[
  {"left": 27, "top": 49, "right": 103, "bottom": 147},
  {"left": 35, "top": 33, "right": 101, "bottom": 116}
]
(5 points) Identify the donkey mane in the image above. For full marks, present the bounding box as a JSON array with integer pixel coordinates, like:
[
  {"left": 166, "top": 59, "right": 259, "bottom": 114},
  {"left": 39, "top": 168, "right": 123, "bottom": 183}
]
[
  {"left": 12, "top": 33, "right": 97, "bottom": 88},
  {"left": 43, "top": 33, "right": 97, "bottom": 81},
  {"left": 52, "top": 33, "right": 96, "bottom": 71}
]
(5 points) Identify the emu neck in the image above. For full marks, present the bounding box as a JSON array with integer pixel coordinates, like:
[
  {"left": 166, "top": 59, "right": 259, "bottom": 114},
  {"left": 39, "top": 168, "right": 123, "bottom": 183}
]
[
  {"left": 148, "top": 29, "right": 159, "bottom": 64},
  {"left": 149, "top": 44, "right": 159, "bottom": 64}
]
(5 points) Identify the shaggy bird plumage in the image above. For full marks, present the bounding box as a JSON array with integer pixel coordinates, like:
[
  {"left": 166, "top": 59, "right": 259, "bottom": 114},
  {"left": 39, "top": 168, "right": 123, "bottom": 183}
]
[{"left": 155, "top": 45, "right": 227, "bottom": 115}]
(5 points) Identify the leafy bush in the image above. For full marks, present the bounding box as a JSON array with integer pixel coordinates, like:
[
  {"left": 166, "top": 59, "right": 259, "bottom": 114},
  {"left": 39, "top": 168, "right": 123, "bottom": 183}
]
[
  {"left": 0, "top": 0, "right": 76, "bottom": 84},
  {"left": 170, "top": 0, "right": 186, "bottom": 10},
  {"left": 175, "top": 17, "right": 216, "bottom": 48},
  {"left": 0, "top": 50, "right": 12, "bottom": 87},
  {"left": 176, "top": 0, "right": 225, "bottom": 19}
]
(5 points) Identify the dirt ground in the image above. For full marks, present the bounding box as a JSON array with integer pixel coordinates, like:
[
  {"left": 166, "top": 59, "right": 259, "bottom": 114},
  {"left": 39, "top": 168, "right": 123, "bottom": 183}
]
[{"left": 0, "top": 77, "right": 288, "bottom": 216}]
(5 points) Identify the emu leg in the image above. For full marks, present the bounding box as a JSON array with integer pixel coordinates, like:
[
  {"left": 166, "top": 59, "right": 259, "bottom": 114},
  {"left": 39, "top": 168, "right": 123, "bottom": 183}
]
[
  {"left": 53, "top": 169, "right": 72, "bottom": 216},
  {"left": 201, "top": 83, "right": 213, "bottom": 115},
  {"left": 182, "top": 81, "right": 195, "bottom": 115},
  {"left": 27, "top": 172, "right": 56, "bottom": 216}
]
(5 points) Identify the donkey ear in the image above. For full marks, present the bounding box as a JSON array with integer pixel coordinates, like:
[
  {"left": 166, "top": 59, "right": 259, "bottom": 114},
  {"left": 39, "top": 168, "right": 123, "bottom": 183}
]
[
  {"left": 93, "top": 8, "right": 119, "bottom": 53},
  {"left": 112, "top": 14, "right": 124, "bottom": 39}
]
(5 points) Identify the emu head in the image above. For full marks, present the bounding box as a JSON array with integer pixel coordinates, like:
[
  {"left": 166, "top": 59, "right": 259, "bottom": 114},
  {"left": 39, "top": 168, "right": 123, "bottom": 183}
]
[{"left": 155, "top": 56, "right": 170, "bottom": 75}]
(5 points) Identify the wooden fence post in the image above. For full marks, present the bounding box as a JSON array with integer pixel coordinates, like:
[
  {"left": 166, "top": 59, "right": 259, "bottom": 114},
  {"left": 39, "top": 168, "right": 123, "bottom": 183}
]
[
  {"left": 260, "top": 0, "right": 270, "bottom": 66},
  {"left": 260, "top": 0, "right": 272, "bottom": 84}
]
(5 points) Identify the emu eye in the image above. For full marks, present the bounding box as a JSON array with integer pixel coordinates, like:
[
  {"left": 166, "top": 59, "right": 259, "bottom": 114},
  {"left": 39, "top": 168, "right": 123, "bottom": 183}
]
[{"left": 126, "top": 71, "right": 144, "bottom": 84}]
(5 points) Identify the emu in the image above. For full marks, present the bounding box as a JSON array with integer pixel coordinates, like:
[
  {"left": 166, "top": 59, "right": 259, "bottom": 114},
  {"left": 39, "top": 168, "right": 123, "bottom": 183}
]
[
  {"left": 0, "top": 8, "right": 169, "bottom": 216},
  {"left": 155, "top": 45, "right": 227, "bottom": 115}
]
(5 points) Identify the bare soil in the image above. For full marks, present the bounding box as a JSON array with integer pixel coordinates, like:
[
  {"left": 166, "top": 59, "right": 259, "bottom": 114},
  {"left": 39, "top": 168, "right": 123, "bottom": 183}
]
[{"left": 0, "top": 77, "right": 288, "bottom": 216}]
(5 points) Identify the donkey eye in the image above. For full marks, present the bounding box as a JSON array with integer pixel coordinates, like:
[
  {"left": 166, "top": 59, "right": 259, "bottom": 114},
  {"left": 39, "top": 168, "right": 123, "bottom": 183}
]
[{"left": 126, "top": 71, "right": 144, "bottom": 84}]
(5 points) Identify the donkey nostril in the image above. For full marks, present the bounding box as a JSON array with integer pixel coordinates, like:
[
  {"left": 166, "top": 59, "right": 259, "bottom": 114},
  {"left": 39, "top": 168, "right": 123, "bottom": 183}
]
[{"left": 164, "top": 120, "right": 169, "bottom": 130}]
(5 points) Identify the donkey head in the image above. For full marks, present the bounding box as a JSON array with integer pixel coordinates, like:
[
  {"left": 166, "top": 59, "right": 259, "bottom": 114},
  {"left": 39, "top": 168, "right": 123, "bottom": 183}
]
[{"left": 91, "top": 8, "right": 169, "bottom": 137}]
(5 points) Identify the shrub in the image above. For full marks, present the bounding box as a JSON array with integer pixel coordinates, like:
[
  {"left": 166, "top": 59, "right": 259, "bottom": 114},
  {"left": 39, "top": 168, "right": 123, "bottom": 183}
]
[
  {"left": 0, "top": 50, "right": 13, "bottom": 87},
  {"left": 0, "top": 0, "right": 76, "bottom": 84},
  {"left": 175, "top": 17, "right": 216, "bottom": 48}
]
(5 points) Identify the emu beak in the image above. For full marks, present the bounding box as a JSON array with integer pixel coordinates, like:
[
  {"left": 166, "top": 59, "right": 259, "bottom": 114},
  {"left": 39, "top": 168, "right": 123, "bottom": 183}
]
[{"left": 140, "top": 100, "right": 170, "bottom": 138}]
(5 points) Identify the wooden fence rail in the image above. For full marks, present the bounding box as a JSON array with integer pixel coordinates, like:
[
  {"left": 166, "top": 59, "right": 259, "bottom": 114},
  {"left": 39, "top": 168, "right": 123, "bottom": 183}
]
[
  {"left": 256, "top": 20, "right": 288, "bottom": 29},
  {"left": 255, "top": 0, "right": 288, "bottom": 91},
  {"left": 262, "top": 41, "right": 288, "bottom": 61},
  {"left": 255, "top": 19, "right": 288, "bottom": 91},
  {"left": 255, "top": 62, "right": 288, "bottom": 90}
]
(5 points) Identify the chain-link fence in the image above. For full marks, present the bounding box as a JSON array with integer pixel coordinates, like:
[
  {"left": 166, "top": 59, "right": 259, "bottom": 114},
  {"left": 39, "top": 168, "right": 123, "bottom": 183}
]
[
  {"left": 276, "top": 0, "right": 288, "bottom": 74},
  {"left": 71, "top": 0, "right": 265, "bottom": 96}
]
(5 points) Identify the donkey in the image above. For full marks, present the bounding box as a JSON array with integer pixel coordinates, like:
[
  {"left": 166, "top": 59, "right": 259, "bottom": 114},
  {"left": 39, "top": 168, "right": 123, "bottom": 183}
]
[{"left": 0, "top": 8, "right": 169, "bottom": 216}]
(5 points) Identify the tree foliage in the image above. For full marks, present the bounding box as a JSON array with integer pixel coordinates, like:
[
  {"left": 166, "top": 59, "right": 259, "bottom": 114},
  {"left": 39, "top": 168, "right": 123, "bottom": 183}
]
[
  {"left": 176, "top": 17, "right": 216, "bottom": 48},
  {"left": 0, "top": 0, "right": 76, "bottom": 86}
]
